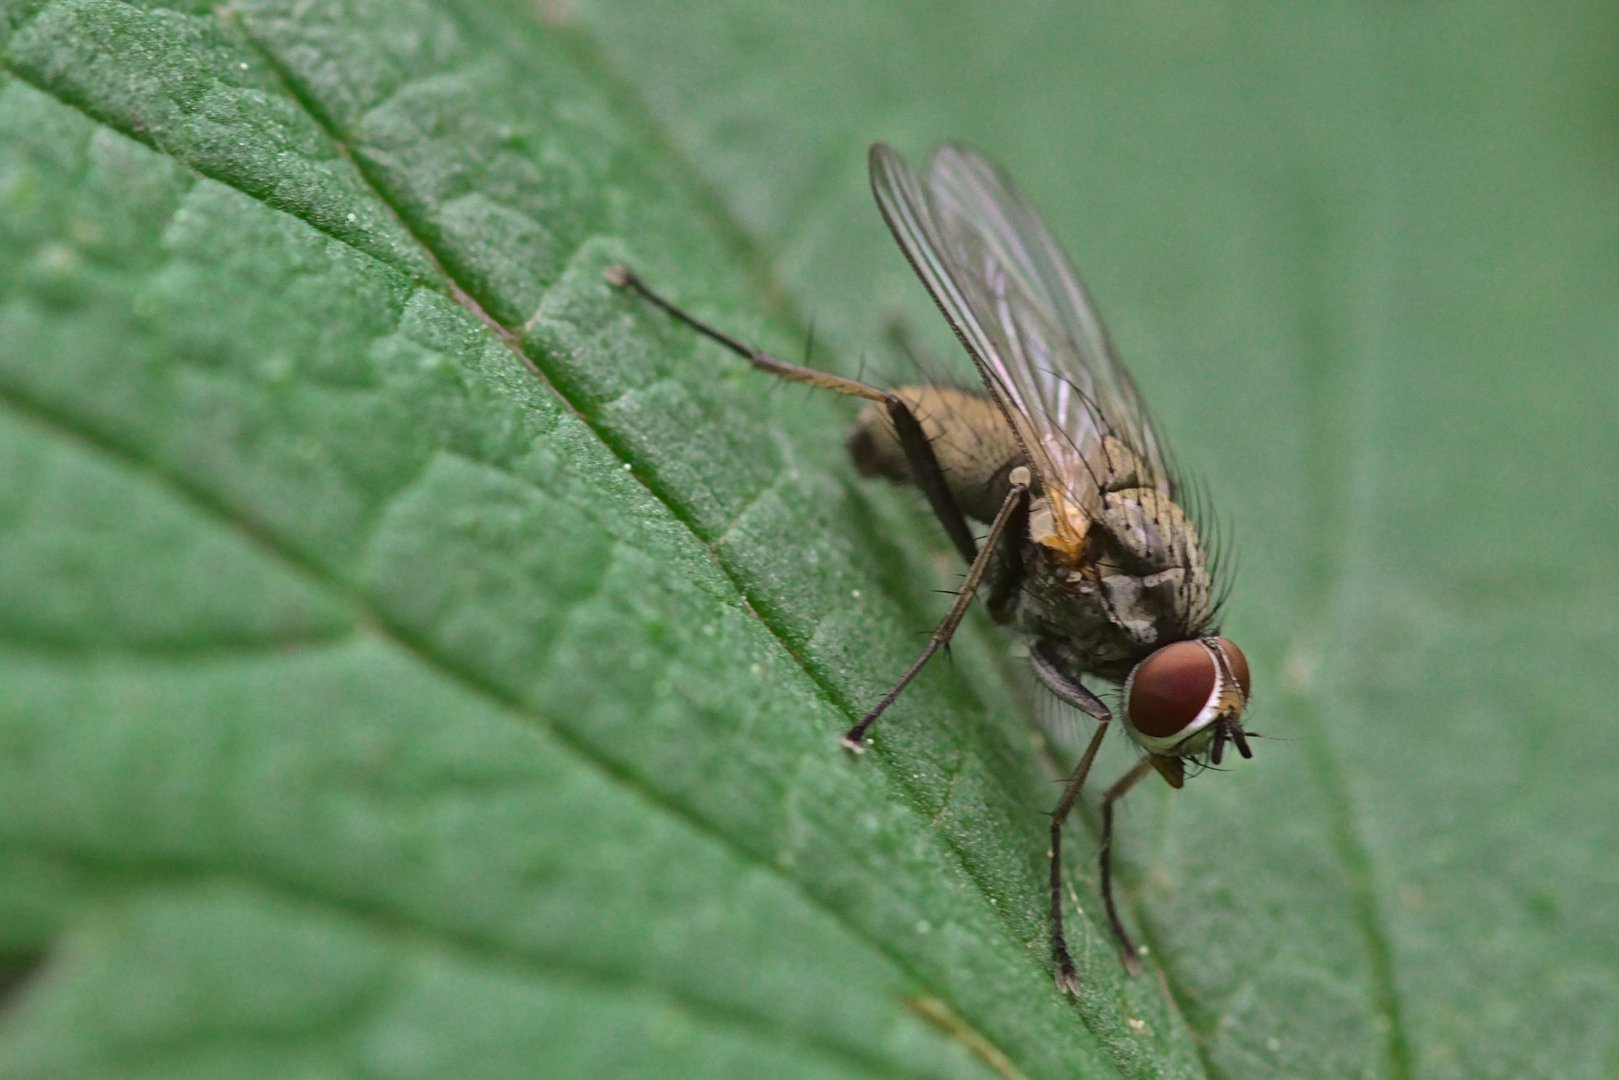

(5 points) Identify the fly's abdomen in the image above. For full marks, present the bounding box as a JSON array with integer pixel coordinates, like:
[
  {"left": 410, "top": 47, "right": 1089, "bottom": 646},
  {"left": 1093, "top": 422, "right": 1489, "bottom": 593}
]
[{"left": 846, "top": 385, "right": 1024, "bottom": 523}]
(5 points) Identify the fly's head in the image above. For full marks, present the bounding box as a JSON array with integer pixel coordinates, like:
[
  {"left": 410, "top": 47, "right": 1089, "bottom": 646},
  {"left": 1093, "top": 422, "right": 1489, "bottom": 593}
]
[{"left": 1122, "top": 637, "right": 1252, "bottom": 785}]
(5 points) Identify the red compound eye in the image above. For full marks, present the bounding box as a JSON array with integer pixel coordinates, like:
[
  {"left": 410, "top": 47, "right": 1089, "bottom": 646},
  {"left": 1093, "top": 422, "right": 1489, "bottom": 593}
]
[{"left": 1126, "top": 641, "right": 1217, "bottom": 738}]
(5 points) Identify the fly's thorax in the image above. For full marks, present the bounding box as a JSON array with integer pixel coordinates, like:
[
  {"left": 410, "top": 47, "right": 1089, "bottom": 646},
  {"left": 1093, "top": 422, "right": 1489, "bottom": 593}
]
[
  {"left": 1096, "top": 486, "right": 1214, "bottom": 637},
  {"left": 1121, "top": 637, "right": 1251, "bottom": 756},
  {"left": 1097, "top": 435, "right": 1151, "bottom": 492},
  {"left": 1014, "top": 524, "right": 1143, "bottom": 681},
  {"left": 1010, "top": 484, "right": 1218, "bottom": 681},
  {"left": 1100, "top": 487, "right": 1196, "bottom": 570},
  {"left": 1025, "top": 437, "right": 1154, "bottom": 569},
  {"left": 1026, "top": 489, "right": 1088, "bottom": 566},
  {"left": 847, "top": 385, "right": 1024, "bottom": 523}
]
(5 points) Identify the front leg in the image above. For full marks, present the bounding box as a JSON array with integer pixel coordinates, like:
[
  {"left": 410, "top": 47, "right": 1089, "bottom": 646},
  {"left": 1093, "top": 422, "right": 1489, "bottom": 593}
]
[
  {"left": 1030, "top": 642, "right": 1115, "bottom": 992},
  {"left": 1030, "top": 639, "right": 1111, "bottom": 723},
  {"left": 1045, "top": 692, "right": 1111, "bottom": 995}
]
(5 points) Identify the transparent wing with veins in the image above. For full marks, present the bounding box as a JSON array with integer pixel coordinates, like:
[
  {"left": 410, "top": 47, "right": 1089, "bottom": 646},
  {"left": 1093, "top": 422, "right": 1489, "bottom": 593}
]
[{"left": 869, "top": 142, "right": 1178, "bottom": 533}]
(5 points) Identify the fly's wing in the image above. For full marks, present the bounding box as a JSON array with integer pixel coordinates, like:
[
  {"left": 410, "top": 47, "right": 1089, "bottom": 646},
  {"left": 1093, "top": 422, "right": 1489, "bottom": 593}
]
[{"left": 869, "top": 142, "right": 1177, "bottom": 522}]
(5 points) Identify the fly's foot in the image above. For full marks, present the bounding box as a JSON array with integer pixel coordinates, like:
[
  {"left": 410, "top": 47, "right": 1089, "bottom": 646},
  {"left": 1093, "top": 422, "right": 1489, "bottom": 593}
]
[{"left": 1054, "top": 953, "right": 1082, "bottom": 996}]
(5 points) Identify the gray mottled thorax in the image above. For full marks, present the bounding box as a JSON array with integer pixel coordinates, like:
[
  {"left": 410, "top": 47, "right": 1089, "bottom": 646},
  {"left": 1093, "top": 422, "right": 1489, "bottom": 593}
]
[{"left": 1015, "top": 486, "right": 1216, "bottom": 683}]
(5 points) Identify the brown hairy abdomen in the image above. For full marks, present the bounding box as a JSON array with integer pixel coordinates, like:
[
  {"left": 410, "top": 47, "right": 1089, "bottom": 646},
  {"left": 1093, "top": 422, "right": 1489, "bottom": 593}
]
[{"left": 846, "top": 385, "right": 1024, "bottom": 523}]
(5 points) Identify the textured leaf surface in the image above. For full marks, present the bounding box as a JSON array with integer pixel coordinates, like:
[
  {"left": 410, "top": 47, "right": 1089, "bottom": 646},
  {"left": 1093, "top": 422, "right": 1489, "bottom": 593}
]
[{"left": 3, "top": 2, "right": 1617, "bottom": 1078}]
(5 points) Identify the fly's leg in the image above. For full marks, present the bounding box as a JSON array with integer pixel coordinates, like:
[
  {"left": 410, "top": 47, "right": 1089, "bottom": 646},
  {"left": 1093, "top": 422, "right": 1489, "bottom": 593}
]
[
  {"left": 607, "top": 266, "right": 977, "bottom": 563},
  {"left": 983, "top": 491, "right": 1028, "bottom": 625},
  {"left": 1036, "top": 651, "right": 1113, "bottom": 995},
  {"left": 609, "top": 265, "right": 1015, "bottom": 750},
  {"left": 1100, "top": 755, "right": 1157, "bottom": 974},
  {"left": 838, "top": 475, "right": 1029, "bottom": 750}
]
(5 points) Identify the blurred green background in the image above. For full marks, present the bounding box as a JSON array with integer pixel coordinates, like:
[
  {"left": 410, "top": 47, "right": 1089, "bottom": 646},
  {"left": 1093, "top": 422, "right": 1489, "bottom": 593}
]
[{"left": 2, "top": 1, "right": 1615, "bottom": 1077}]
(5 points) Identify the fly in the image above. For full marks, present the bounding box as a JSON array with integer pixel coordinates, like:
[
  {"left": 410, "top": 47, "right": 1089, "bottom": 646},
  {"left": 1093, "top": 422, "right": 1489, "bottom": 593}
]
[{"left": 607, "top": 142, "right": 1255, "bottom": 994}]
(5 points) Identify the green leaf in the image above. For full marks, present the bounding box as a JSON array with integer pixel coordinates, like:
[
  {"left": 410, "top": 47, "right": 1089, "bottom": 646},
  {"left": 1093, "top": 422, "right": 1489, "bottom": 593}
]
[{"left": 2, "top": 2, "right": 1615, "bottom": 1079}]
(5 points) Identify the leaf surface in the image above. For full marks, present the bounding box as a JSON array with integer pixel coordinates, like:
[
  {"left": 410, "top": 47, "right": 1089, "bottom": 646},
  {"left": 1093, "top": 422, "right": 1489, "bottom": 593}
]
[{"left": 3, "top": 2, "right": 1617, "bottom": 1078}]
